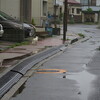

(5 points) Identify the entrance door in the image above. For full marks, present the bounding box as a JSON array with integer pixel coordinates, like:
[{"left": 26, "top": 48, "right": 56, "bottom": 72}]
[{"left": 20, "top": 0, "right": 31, "bottom": 23}]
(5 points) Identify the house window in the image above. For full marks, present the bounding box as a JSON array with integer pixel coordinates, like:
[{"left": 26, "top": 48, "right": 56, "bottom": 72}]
[
  {"left": 43, "top": 1, "right": 47, "bottom": 16},
  {"left": 72, "top": 8, "right": 74, "bottom": 14},
  {"left": 77, "top": 8, "right": 81, "bottom": 14},
  {"left": 60, "top": 7, "right": 62, "bottom": 14}
]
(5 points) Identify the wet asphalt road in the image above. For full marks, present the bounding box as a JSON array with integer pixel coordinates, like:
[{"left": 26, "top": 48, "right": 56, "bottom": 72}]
[{"left": 11, "top": 24, "right": 100, "bottom": 100}]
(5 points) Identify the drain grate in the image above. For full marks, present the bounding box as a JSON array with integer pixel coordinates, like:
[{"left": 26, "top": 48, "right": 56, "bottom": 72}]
[{"left": 35, "top": 69, "right": 67, "bottom": 74}]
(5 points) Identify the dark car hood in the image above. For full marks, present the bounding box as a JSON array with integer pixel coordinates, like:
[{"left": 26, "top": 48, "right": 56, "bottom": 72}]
[
  {"left": 4, "top": 20, "right": 32, "bottom": 29},
  {"left": 11, "top": 20, "right": 32, "bottom": 28}
]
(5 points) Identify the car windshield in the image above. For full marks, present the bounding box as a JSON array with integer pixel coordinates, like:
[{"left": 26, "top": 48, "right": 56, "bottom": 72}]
[{"left": 0, "top": 11, "right": 14, "bottom": 21}]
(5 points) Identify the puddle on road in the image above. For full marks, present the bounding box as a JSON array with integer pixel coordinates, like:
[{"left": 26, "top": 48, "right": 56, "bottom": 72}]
[{"left": 65, "top": 70, "right": 96, "bottom": 100}]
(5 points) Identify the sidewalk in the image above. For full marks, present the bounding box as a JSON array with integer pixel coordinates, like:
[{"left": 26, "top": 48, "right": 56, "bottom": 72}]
[{"left": 0, "top": 30, "right": 80, "bottom": 68}]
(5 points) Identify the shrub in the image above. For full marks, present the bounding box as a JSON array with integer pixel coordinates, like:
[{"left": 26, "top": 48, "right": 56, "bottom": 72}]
[
  {"left": 78, "top": 33, "right": 85, "bottom": 38},
  {"left": 32, "top": 18, "right": 36, "bottom": 25},
  {"left": 86, "top": 8, "right": 93, "bottom": 13}
]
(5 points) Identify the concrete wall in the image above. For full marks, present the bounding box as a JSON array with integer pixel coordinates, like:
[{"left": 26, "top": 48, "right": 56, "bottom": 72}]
[
  {"left": 82, "top": 13, "right": 84, "bottom": 22},
  {"left": 48, "top": 0, "right": 54, "bottom": 15},
  {"left": 0, "top": 0, "right": 20, "bottom": 20},
  {"left": 0, "top": 0, "right": 48, "bottom": 26},
  {"left": 95, "top": 13, "right": 98, "bottom": 22},
  {"left": 32, "top": 0, "right": 48, "bottom": 26},
  {"left": 32, "top": 0, "right": 41, "bottom": 25},
  {"left": 48, "top": 0, "right": 64, "bottom": 16}
]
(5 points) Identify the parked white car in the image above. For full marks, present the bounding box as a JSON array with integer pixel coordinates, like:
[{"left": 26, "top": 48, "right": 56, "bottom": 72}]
[{"left": 0, "top": 24, "right": 4, "bottom": 37}]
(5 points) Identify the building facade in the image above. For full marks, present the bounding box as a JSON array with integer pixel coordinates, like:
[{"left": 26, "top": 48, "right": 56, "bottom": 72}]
[
  {"left": 0, "top": 0, "right": 64, "bottom": 26},
  {"left": 47, "top": 0, "right": 64, "bottom": 20},
  {"left": 32, "top": 0, "right": 48, "bottom": 26},
  {"left": 80, "top": 0, "right": 100, "bottom": 23},
  {"left": 67, "top": 0, "right": 82, "bottom": 23},
  {"left": 80, "top": 0, "right": 96, "bottom": 6},
  {"left": 0, "top": 0, "right": 20, "bottom": 20},
  {"left": 0, "top": 0, "right": 48, "bottom": 25}
]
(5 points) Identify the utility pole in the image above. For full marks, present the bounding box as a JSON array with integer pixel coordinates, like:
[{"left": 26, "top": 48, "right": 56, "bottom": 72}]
[
  {"left": 63, "top": 0, "right": 68, "bottom": 42},
  {"left": 98, "top": 11, "right": 100, "bottom": 28},
  {"left": 54, "top": 0, "right": 57, "bottom": 28},
  {"left": 88, "top": 0, "right": 89, "bottom": 8}
]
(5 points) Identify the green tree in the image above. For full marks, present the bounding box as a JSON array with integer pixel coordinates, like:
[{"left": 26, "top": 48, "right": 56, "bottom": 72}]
[{"left": 86, "top": 8, "right": 93, "bottom": 13}]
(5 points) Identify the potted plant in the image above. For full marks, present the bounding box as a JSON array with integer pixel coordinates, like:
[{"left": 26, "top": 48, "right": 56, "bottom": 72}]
[{"left": 52, "top": 18, "right": 61, "bottom": 35}]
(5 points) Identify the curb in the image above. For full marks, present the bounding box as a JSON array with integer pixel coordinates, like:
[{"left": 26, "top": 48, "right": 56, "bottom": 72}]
[
  {"left": 0, "top": 45, "right": 66, "bottom": 99},
  {"left": 70, "top": 38, "right": 78, "bottom": 44},
  {"left": 0, "top": 37, "right": 80, "bottom": 66}
]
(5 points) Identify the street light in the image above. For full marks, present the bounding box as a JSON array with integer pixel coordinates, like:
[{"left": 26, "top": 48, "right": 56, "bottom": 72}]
[{"left": 63, "top": 0, "right": 68, "bottom": 43}]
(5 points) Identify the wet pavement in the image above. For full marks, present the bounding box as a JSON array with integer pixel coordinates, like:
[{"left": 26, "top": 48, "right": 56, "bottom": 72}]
[
  {"left": 0, "top": 27, "right": 79, "bottom": 78},
  {"left": 8, "top": 24, "right": 100, "bottom": 100}
]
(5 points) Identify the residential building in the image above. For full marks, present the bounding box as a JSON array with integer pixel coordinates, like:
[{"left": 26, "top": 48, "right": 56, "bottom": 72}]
[
  {"left": 0, "top": 0, "right": 20, "bottom": 20},
  {"left": 80, "top": 0, "right": 100, "bottom": 23},
  {"left": 32, "top": 0, "right": 48, "bottom": 26},
  {"left": 0, "top": 0, "right": 48, "bottom": 26},
  {"left": 47, "top": 0, "right": 64, "bottom": 19},
  {"left": 54, "top": 0, "right": 64, "bottom": 16},
  {"left": 0, "top": 0, "right": 32, "bottom": 23},
  {"left": 80, "top": 0, "right": 96, "bottom": 6},
  {"left": 20, "top": 0, "right": 32, "bottom": 23},
  {"left": 68, "top": 0, "right": 82, "bottom": 23},
  {"left": 48, "top": 0, "right": 54, "bottom": 15}
]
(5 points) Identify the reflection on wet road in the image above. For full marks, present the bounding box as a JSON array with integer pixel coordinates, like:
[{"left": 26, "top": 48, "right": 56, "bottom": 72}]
[{"left": 67, "top": 70, "right": 96, "bottom": 100}]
